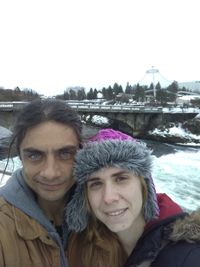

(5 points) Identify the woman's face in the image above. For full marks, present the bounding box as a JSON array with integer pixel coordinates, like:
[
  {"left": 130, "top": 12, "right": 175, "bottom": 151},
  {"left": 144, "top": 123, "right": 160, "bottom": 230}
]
[{"left": 86, "top": 166, "right": 145, "bottom": 235}]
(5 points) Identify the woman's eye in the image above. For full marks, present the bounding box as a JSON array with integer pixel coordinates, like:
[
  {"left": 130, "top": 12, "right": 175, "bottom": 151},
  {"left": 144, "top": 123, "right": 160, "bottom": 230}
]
[
  {"left": 116, "top": 176, "right": 128, "bottom": 183},
  {"left": 87, "top": 181, "right": 102, "bottom": 190}
]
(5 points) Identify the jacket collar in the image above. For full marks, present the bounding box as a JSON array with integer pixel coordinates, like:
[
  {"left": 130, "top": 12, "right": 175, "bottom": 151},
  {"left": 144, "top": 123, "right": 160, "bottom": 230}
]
[
  {"left": 145, "top": 193, "right": 183, "bottom": 230},
  {"left": 168, "top": 209, "right": 200, "bottom": 243}
]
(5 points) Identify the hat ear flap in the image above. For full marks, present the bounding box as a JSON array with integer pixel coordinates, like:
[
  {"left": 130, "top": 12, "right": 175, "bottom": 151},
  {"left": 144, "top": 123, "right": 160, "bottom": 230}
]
[
  {"left": 143, "top": 176, "right": 159, "bottom": 222},
  {"left": 65, "top": 184, "right": 88, "bottom": 232}
]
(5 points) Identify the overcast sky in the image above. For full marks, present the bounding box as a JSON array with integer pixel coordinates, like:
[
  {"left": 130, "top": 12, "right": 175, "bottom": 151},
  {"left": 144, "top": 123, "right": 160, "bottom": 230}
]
[{"left": 0, "top": 0, "right": 199, "bottom": 96}]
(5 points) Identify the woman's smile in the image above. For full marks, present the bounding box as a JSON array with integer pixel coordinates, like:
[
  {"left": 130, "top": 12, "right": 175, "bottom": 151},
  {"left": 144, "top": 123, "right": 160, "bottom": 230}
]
[{"left": 104, "top": 208, "right": 128, "bottom": 217}]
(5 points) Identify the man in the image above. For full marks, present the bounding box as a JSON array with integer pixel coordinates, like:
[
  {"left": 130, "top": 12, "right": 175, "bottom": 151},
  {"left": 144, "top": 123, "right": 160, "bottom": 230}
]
[{"left": 0, "top": 99, "right": 82, "bottom": 267}]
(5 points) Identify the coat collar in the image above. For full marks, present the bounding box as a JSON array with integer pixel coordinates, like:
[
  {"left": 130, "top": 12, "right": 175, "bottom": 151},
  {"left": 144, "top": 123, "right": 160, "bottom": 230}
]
[
  {"left": 125, "top": 211, "right": 200, "bottom": 267},
  {"left": 168, "top": 209, "right": 200, "bottom": 243}
]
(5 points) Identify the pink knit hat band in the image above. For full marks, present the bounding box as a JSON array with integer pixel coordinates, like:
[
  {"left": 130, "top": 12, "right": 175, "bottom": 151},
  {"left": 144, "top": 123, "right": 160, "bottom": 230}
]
[{"left": 88, "top": 128, "right": 136, "bottom": 142}]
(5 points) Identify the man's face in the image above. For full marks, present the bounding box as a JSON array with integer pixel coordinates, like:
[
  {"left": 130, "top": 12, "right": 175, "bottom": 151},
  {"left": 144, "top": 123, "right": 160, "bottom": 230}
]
[{"left": 20, "top": 121, "right": 79, "bottom": 206}]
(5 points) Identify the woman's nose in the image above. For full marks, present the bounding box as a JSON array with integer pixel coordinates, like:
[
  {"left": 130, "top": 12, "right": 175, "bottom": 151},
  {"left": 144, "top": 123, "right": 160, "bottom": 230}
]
[{"left": 103, "top": 185, "right": 119, "bottom": 204}]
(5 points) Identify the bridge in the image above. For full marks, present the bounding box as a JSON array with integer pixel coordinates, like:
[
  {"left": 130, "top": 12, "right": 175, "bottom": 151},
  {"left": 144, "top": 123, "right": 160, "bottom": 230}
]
[{"left": 0, "top": 101, "right": 199, "bottom": 136}]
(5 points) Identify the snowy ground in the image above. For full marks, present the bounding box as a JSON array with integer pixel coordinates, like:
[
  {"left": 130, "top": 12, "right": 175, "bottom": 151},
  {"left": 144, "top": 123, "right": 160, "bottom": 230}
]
[{"left": 149, "top": 124, "right": 200, "bottom": 146}]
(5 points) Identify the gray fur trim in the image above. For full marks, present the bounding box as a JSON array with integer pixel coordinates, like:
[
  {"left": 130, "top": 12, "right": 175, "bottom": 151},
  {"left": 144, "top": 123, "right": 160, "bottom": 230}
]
[
  {"left": 75, "top": 140, "right": 152, "bottom": 183},
  {"left": 65, "top": 140, "right": 159, "bottom": 232},
  {"left": 143, "top": 176, "right": 159, "bottom": 221},
  {"left": 65, "top": 184, "right": 88, "bottom": 232}
]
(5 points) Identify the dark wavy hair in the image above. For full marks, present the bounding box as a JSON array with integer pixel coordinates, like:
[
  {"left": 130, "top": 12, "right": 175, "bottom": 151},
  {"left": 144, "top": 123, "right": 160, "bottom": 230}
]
[{"left": 2, "top": 98, "right": 82, "bottom": 176}]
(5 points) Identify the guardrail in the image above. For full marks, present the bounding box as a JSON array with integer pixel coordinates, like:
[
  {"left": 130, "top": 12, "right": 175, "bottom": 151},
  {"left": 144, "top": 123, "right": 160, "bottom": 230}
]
[
  {"left": 0, "top": 101, "right": 163, "bottom": 113},
  {"left": 0, "top": 102, "right": 199, "bottom": 114},
  {"left": 67, "top": 104, "right": 163, "bottom": 113},
  {"left": 0, "top": 101, "right": 28, "bottom": 111}
]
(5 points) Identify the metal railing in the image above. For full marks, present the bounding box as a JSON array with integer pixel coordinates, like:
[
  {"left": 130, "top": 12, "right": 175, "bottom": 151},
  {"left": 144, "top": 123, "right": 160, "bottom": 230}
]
[
  {"left": 0, "top": 101, "right": 163, "bottom": 113},
  {"left": 0, "top": 101, "right": 199, "bottom": 114},
  {"left": 0, "top": 101, "right": 28, "bottom": 111},
  {"left": 67, "top": 104, "right": 163, "bottom": 113}
]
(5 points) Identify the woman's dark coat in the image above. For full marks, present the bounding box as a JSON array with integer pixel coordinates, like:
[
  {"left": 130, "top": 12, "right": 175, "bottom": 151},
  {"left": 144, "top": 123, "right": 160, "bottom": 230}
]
[{"left": 124, "top": 194, "right": 200, "bottom": 267}]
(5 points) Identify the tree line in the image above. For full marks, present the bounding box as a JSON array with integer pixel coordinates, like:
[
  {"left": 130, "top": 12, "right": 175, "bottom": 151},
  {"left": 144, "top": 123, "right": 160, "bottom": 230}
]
[
  {"left": 1, "top": 81, "right": 199, "bottom": 107},
  {"left": 0, "top": 87, "right": 40, "bottom": 101},
  {"left": 56, "top": 81, "right": 183, "bottom": 105}
]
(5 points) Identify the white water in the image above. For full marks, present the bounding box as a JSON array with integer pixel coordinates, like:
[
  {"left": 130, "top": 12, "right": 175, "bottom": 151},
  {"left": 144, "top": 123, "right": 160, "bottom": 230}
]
[
  {"left": 152, "top": 149, "right": 200, "bottom": 212},
  {"left": 1, "top": 149, "right": 200, "bottom": 212}
]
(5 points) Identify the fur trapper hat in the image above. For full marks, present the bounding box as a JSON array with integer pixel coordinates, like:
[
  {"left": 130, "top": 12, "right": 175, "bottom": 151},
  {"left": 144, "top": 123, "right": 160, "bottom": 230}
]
[{"left": 65, "top": 129, "right": 159, "bottom": 232}]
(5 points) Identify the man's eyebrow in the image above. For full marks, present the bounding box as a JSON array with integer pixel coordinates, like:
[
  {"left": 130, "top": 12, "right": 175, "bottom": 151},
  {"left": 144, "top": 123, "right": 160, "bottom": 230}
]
[
  {"left": 21, "top": 145, "right": 79, "bottom": 156},
  {"left": 22, "top": 145, "right": 78, "bottom": 153},
  {"left": 58, "top": 145, "right": 78, "bottom": 151},
  {"left": 22, "top": 148, "right": 42, "bottom": 153}
]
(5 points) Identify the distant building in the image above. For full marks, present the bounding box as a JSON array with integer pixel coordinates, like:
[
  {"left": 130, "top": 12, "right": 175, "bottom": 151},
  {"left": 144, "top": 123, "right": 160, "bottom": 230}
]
[
  {"left": 176, "top": 94, "right": 200, "bottom": 105},
  {"left": 178, "top": 81, "right": 200, "bottom": 93},
  {"left": 97, "top": 91, "right": 103, "bottom": 99},
  {"left": 138, "top": 67, "right": 200, "bottom": 95}
]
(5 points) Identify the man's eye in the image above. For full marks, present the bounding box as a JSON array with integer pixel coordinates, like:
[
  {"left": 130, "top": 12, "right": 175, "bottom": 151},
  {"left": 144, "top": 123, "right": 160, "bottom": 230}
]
[
  {"left": 27, "top": 152, "right": 42, "bottom": 161},
  {"left": 59, "top": 149, "right": 76, "bottom": 160}
]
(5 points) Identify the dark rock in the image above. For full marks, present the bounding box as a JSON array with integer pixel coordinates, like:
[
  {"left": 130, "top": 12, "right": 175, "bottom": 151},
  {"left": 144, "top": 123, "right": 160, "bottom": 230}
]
[
  {"left": 146, "top": 133, "right": 199, "bottom": 144},
  {"left": 0, "top": 126, "right": 12, "bottom": 139},
  {"left": 144, "top": 117, "right": 200, "bottom": 145},
  {"left": 182, "top": 115, "right": 200, "bottom": 135},
  {"left": 0, "top": 126, "right": 12, "bottom": 160}
]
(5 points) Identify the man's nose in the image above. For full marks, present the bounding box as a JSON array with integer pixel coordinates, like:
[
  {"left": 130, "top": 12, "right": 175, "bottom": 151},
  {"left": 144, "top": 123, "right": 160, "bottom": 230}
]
[
  {"left": 103, "top": 184, "right": 119, "bottom": 204},
  {"left": 40, "top": 156, "right": 61, "bottom": 180}
]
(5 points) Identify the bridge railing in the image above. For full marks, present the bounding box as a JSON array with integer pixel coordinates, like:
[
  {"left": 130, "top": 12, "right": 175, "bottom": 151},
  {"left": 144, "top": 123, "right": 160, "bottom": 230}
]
[
  {"left": 0, "top": 101, "right": 163, "bottom": 113},
  {"left": 0, "top": 101, "right": 199, "bottom": 114},
  {"left": 67, "top": 103, "right": 163, "bottom": 113},
  {"left": 0, "top": 101, "right": 28, "bottom": 111}
]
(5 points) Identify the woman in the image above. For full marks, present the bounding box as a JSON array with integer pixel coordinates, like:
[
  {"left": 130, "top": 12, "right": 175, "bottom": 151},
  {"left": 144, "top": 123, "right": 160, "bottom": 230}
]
[{"left": 66, "top": 128, "right": 200, "bottom": 267}]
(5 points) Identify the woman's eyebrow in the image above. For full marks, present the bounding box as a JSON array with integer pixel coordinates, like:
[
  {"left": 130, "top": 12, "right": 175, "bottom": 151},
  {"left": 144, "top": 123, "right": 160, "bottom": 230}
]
[
  {"left": 87, "top": 177, "right": 100, "bottom": 183},
  {"left": 111, "top": 170, "right": 128, "bottom": 177},
  {"left": 87, "top": 170, "right": 128, "bottom": 182}
]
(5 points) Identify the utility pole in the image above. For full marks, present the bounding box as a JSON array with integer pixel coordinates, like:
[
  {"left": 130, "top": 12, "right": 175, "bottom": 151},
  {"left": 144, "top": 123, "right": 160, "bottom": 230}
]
[{"left": 146, "top": 66, "right": 159, "bottom": 99}]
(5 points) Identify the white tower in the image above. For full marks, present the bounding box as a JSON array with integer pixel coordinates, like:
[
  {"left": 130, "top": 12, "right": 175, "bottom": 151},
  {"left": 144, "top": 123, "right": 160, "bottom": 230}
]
[{"left": 146, "top": 66, "right": 159, "bottom": 98}]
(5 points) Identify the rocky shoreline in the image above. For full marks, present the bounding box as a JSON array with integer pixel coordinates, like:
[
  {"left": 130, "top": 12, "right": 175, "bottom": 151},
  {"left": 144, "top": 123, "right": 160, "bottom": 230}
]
[{"left": 144, "top": 114, "right": 200, "bottom": 145}]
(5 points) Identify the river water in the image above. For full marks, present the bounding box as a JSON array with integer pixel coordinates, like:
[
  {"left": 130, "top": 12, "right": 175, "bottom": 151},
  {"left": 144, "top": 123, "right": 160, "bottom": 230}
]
[
  {"left": 144, "top": 140, "right": 200, "bottom": 212},
  {"left": 0, "top": 127, "right": 200, "bottom": 212}
]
